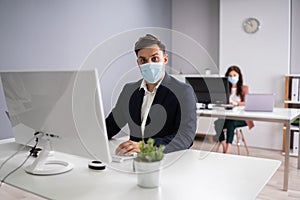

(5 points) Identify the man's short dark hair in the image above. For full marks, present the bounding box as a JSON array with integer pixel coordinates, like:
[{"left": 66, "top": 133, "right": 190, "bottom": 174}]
[{"left": 134, "top": 34, "right": 166, "bottom": 56}]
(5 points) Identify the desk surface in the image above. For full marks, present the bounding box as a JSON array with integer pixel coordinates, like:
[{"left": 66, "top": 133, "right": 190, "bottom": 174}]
[
  {"left": 197, "top": 107, "right": 300, "bottom": 122},
  {"left": 0, "top": 140, "right": 280, "bottom": 200}
]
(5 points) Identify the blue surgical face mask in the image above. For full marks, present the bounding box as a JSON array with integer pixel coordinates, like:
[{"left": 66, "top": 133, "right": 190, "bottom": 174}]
[
  {"left": 228, "top": 76, "right": 239, "bottom": 84},
  {"left": 140, "top": 62, "right": 164, "bottom": 83}
]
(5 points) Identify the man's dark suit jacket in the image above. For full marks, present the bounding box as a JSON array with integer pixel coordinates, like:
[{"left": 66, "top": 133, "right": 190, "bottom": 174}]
[{"left": 105, "top": 73, "right": 197, "bottom": 153}]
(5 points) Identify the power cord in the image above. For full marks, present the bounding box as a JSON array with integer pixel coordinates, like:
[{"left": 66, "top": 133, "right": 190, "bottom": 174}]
[
  {"left": 0, "top": 135, "right": 36, "bottom": 171},
  {"left": 0, "top": 134, "right": 40, "bottom": 187}
]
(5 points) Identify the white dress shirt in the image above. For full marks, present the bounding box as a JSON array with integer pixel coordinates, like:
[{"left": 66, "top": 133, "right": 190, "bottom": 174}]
[{"left": 139, "top": 79, "right": 163, "bottom": 139}]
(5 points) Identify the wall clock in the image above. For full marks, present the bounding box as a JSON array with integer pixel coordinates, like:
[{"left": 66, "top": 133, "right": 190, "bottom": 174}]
[{"left": 243, "top": 18, "right": 260, "bottom": 34}]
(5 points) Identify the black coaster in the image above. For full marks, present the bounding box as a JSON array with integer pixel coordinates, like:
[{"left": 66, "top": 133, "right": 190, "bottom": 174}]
[{"left": 88, "top": 160, "right": 106, "bottom": 170}]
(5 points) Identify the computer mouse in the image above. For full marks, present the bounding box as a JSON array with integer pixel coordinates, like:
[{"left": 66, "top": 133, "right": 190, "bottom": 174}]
[{"left": 225, "top": 105, "right": 234, "bottom": 110}]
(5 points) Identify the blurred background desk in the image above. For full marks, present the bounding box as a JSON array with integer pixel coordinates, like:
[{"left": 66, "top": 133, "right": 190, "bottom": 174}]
[{"left": 197, "top": 106, "right": 300, "bottom": 191}]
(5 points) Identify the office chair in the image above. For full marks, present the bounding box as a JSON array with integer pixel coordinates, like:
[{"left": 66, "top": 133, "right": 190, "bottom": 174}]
[{"left": 215, "top": 127, "right": 250, "bottom": 156}]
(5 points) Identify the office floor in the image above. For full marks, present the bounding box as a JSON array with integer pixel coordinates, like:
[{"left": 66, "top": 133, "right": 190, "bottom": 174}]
[
  {"left": 0, "top": 138, "right": 299, "bottom": 200},
  {"left": 191, "top": 136, "right": 300, "bottom": 200}
]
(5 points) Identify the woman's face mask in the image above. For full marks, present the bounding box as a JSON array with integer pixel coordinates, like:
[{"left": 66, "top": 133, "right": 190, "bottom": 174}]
[
  {"left": 140, "top": 62, "right": 164, "bottom": 83},
  {"left": 228, "top": 76, "right": 239, "bottom": 84}
]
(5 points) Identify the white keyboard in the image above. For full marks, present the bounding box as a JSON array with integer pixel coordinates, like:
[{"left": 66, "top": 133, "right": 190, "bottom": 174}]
[{"left": 111, "top": 153, "right": 137, "bottom": 163}]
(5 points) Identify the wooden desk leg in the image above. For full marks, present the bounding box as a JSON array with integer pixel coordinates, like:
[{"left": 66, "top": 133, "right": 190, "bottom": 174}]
[
  {"left": 283, "top": 122, "right": 290, "bottom": 191},
  {"left": 208, "top": 135, "right": 213, "bottom": 144}
]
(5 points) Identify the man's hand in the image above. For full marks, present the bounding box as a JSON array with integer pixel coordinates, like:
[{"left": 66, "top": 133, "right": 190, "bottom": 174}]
[{"left": 115, "top": 140, "right": 140, "bottom": 156}]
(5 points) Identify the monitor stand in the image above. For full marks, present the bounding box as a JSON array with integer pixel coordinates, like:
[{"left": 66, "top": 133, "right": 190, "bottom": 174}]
[{"left": 24, "top": 139, "right": 73, "bottom": 175}]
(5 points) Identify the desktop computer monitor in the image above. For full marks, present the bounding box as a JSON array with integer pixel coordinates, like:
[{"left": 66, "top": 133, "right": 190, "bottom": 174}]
[
  {"left": 186, "top": 77, "right": 230, "bottom": 105},
  {"left": 0, "top": 69, "right": 112, "bottom": 175}
]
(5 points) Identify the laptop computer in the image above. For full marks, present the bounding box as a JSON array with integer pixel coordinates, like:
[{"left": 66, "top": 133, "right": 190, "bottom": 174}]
[{"left": 244, "top": 93, "right": 275, "bottom": 112}]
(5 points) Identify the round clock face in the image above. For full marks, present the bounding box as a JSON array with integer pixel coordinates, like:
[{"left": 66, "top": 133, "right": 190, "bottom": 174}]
[{"left": 243, "top": 18, "right": 260, "bottom": 34}]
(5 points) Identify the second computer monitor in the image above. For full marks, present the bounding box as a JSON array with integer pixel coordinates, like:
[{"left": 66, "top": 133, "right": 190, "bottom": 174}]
[{"left": 186, "top": 77, "right": 230, "bottom": 105}]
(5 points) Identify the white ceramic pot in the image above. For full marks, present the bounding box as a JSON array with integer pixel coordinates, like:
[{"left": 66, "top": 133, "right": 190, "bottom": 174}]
[{"left": 133, "top": 159, "right": 162, "bottom": 188}]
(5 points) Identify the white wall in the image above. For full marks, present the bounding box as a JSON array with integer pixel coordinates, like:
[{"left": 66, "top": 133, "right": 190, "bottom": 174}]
[
  {"left": 0, "top": 0, "right": 171, "bottom": 139},
  {"left": 220, "top": 0, "right": 290, "bottom": 150},
  {"left": 171, "top": 0, "right": 220, "bottom": 75},
  {"left": 291, "top": 0, "right": 300, "bottom": 74},
  {"left": 0, "top": 0, "right": 171, "bottom": 69}
]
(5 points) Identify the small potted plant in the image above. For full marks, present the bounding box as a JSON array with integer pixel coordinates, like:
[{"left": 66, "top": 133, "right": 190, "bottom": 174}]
[{"left": 133, "top": 138, "right": 165, "bottom": 188}]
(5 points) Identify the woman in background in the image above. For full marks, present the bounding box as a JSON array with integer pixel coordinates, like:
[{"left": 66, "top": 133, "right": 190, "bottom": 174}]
[{"left": 214, "top": 66, "right": 254, "bottom": 153}]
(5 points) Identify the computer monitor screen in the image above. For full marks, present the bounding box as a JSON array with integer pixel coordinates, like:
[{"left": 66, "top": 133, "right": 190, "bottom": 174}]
[
  {"left": 186, "top": 77, "right": 230, "bottom": 105},
  {"left": 0, "top": 70, "right": 112, "bottom": 175}
]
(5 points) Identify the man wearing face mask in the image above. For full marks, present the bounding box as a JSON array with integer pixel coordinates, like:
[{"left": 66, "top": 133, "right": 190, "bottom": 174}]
[{"left": 105, "top": 34, "right": 197, "bottom": 155}]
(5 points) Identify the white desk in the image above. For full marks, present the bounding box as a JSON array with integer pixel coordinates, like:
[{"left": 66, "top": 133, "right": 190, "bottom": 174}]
[
  {"left": 0, "top": 140, "right": 280, "bottom": 200},
  {"left": 197, "top": 106, "right": 300, "bottom": 191}
]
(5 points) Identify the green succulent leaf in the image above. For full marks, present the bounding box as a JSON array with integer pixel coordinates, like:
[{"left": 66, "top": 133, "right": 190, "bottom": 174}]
[{"left": 137, "top": 138, "right": 165, "bottom": 162}]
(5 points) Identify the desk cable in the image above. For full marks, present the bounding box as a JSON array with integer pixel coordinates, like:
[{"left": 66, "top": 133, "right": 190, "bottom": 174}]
[{"left": 0, "top": 133, "right": 40, "bottom": 188}]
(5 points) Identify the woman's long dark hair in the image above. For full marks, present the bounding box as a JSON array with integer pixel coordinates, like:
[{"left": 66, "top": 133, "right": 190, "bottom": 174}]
[{"left": 225, "top": 65, "right": 244, "bottom": 99}]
